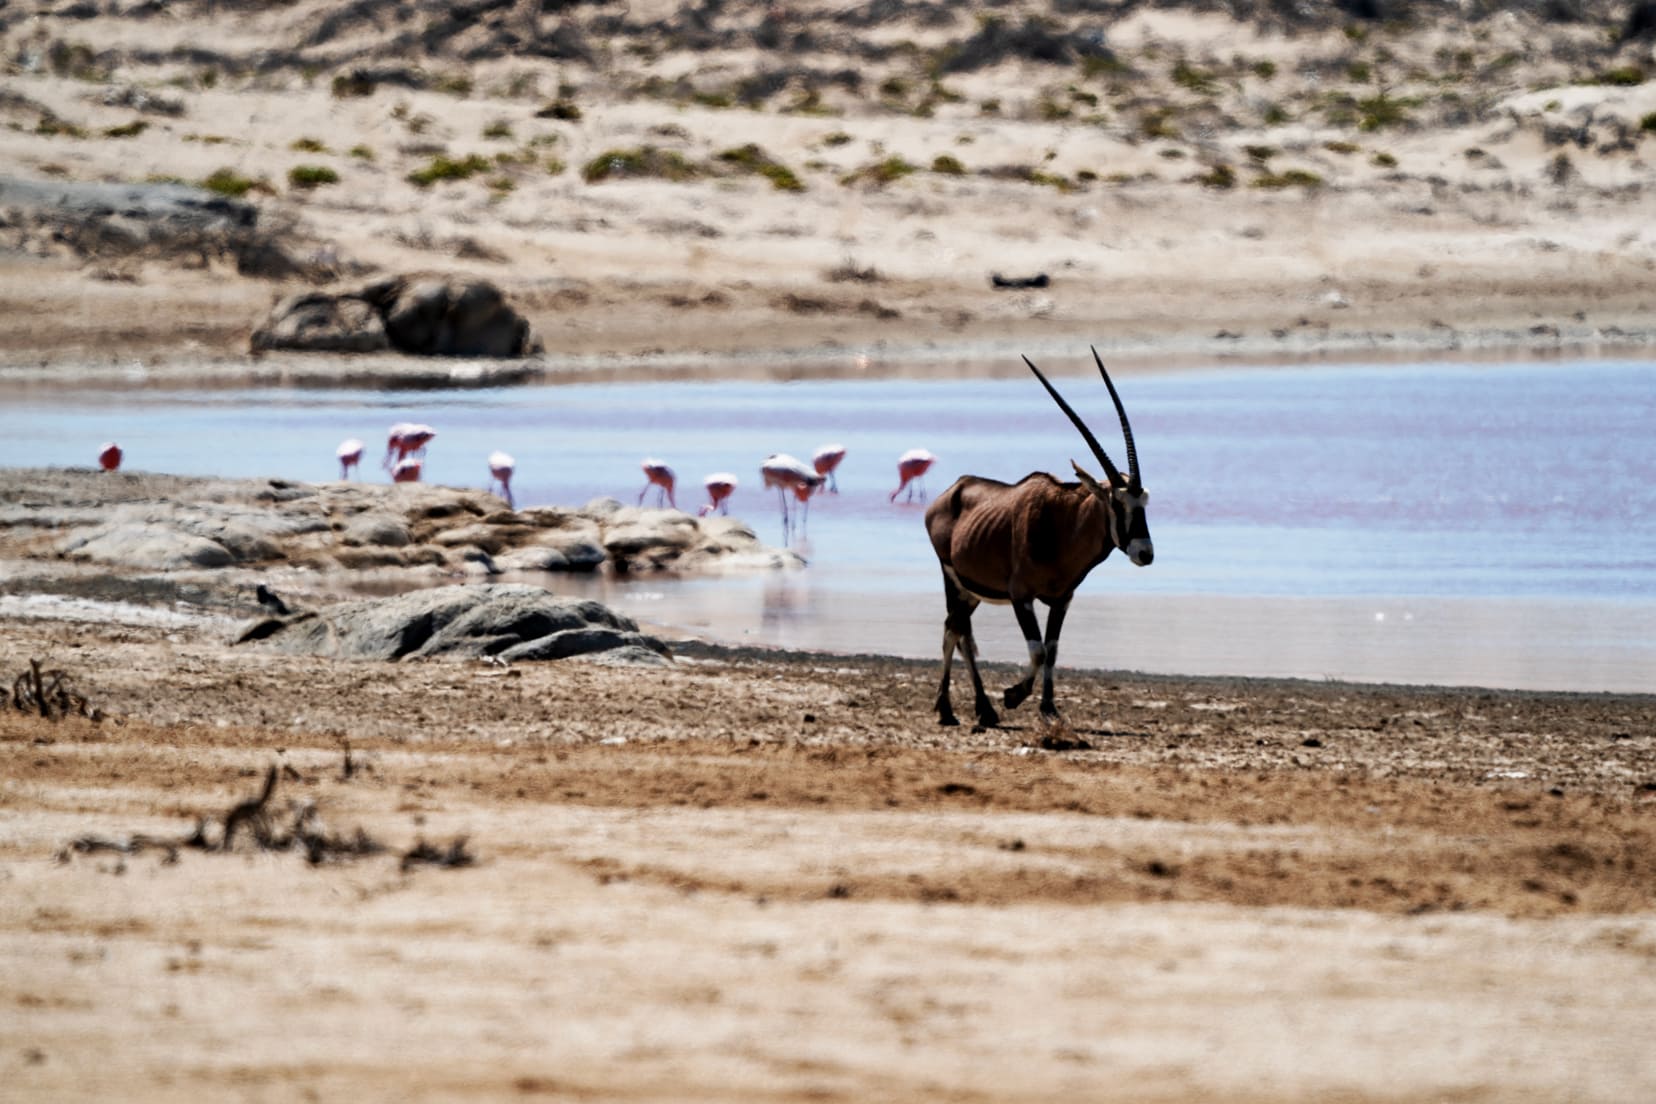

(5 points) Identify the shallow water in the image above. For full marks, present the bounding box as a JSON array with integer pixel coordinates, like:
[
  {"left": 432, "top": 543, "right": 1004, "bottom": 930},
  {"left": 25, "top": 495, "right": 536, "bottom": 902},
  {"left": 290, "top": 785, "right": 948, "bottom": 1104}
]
[{"left": 2, "top": 357, "right": 1652, "bottom": 692}]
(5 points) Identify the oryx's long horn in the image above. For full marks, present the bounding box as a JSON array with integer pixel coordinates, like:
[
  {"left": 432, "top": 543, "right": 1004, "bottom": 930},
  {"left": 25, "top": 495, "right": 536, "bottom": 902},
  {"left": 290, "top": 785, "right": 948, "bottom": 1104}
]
[
  {"left": 1023, "top": 355, "right": 1123, "bottom": 487},
  {"left": 1091, "top": 346, "right": 1139, "bottom": 487}
]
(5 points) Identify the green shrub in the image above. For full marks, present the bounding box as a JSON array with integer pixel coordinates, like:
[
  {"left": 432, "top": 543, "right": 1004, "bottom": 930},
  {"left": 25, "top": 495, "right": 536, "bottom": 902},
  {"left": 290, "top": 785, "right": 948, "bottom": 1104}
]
[
  {"left": 1593, "top": 66, "right": 1646, "bottom": 87},
  {"left": 1356, "top": 91, "right": 1413, "bottom": 131},
  {"left": 581, "top": 146, "right": 700, "bottom": 184},
  {"left": 1244, "top": 144, "right": 1277, "bottom": 162},
  {"left": 822, "top": 131, "right": 853, "bottom": 147},
  {"left": 332, "top": 72, "right": 376, "bottom": 98},
  {"left": 1252, "top": 168, "right": 1324, "bottom": 189},
  {"left": 842, "top": 156, "right": 917, "bottom": 187},
  {"left": 1346, "top": 61, "right": 1372, "bottom": 83},
  {"left": 102, "top": 120, "right": 148, "bottom": 139},
  {"left": 1194, "top": 163, "right": 1236, "bottom": 189},
  {"left": 716, "top": 144, "right": 806, "bottom": 192},
  {"left": 349, "top": 144, "right": 375, "bottom": 160},
  {"left": 200, "top": 168, "right": 260, "bottom": 197},
  {"left": 1139, "top": 107, "right": 1179, "bottom": 140},
  {"left": 931, "top": 154, "right": 966, "bottom": 175},
  {"left": 483, "top": 120, "right": 513, "bottom": 139},
  {"left": 1172, "top": 60, "right": 1214, "bottom": 94},
  {"left": 288, "top": 164, "right": 340, "bottom": 189},
  {"left": 290, "top": 137, "right": 328, "bottom": 153},
  {"left": 1323, "top": 140, "right": 1360, "bottom": 154},
  {"left": 1371, "top": 151, "right": 1398, "bottom": 168},
  {"left": 35, "top": 116, "right": 87, "bottom": 138},
  {"left": 1251, "top": 59, "right": 1277, "bottom": 80},
  {"left": 435, "top": 73, "right": 473, "bottom": 97},
  {"left": 1641, "top": 112, "right": 1656, "bottom": 132},
  {"left": 407, "top": 154, "right": 492, "bottom": 188}
]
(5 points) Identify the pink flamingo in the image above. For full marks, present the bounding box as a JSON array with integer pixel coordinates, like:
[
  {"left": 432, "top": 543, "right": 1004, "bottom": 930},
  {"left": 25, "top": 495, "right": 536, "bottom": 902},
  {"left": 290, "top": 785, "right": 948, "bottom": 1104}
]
[
  {"left": 384, "top": 422, "right": 436, "bottom": 471},
  {"left": 336, "top": 438, "right": 364, "bottom": 480},
  {"left": 97, "top": 442, "right": 122, "bottom": 472},
  {"left": 488, "top": 450, "right": 516, "bottom": 509},
  {"left": 812, "top": 443, "right": 846, "bottom": 494},
  {"left": 638, "top": 458, "right": 676, "bottom": 509},
  {"left": 761, "top": 453, "right": 823, "bottom": 541},
  {"left": 391, "top": 457, "right": 423, "bottom": 484},
  {"left": 700, "top": 472, "right": 738, "bottom": 517},
  {"left": 890, "top": 447, "right": 937, "bottom": 503}
]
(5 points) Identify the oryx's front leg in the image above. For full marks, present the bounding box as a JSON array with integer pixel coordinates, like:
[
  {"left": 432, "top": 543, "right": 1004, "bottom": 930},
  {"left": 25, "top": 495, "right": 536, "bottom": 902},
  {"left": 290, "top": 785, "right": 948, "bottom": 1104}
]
[
  {"left": 1002, "top": 599, "right": 1045, "bottom": 711},
  {"left": 1036, "top": 596, "right": 1071, "bottom": 718}
]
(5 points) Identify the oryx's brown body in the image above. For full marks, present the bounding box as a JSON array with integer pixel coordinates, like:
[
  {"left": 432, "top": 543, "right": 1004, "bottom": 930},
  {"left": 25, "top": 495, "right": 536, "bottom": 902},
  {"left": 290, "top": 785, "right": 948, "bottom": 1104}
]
[{"left": 923, "top": 350, "right": 1153, "bottom": 728}]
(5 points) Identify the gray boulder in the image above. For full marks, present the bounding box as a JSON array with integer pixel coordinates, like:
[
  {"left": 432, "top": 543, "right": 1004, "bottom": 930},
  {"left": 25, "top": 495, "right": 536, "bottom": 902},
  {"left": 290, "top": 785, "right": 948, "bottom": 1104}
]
[
  {"left": 250, "top": 292, "right": 389, "bottom": 354},
  {"left": 59, "top": 522, "right": 234, "bottom": 570},
  {"left": 237, "top": 584, "right": 670, "bottom": 665},
  {"left": 340, "top": 511, "right": 412, "bottom": 547}
]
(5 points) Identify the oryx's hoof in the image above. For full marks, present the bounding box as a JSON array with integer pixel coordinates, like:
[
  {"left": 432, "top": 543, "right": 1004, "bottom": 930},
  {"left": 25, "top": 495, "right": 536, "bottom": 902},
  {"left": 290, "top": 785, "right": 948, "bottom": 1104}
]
[
  {"left": 1003, "top": 683, "right": 1031, "bottom": 710},
  {"left": 938, "top": 711, "right": 960, "bottom": 727},
  {"left": 974, "top": 705, "right": 1001, "bottom": 729}
]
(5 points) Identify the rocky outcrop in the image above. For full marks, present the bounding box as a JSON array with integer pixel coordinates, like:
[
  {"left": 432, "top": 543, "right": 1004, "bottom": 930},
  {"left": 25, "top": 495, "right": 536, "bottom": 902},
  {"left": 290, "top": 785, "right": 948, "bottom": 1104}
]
[
  {"left": 0, "top": 469, "right": 802, "bottom": 579},
  {"left": 237, "top": 584, "right": 671, "bottom": 666},
  {"left": 251, "top": 275, "right": 539, "bottom": 358},
  {"left": 0, "top": 176, "right": 307, "bottom": 278}
]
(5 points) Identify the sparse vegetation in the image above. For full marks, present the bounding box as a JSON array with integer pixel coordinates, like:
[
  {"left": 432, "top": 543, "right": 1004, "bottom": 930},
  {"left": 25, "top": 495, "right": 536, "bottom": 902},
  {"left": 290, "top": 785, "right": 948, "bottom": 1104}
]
[
  {"left": 290, "top": 137, "right": 329, "bottom": 153},
  {"left": 1172, "top": 60, "right": 1215, "bottom": 94},
  {"left": 1642, "top": 112, "right": 1656, "bottom": 133},
  {"left": 535, "top": 98, "right": 583, "bottom": 121},
  {"left": 716, "top": 144, "right": 805, "bottom": 192},
  {"left": 1371, "top": 151, "right": 1398, "bottom": 168},
  {"left": 1324, "top": 140, "right": 1361, "bottom": 154},
  {"left": 1252, "top": 168, "right": 1324, "bottom": 189},
  {"left": 102, "top": 120, "right": 148, "bottom": 139},
  {"left": 35, "top": 116, "right": 88, "bottom": 139},
  {"left": 1356, "top": 91, "right": 1414, "bottom": 131},
  {"left": 200, "top": 168, "right": 262, "bottom": 198},
  {"left": 1591, "top": 66, "right": 1646, "bottom": 87},
  {"left": 1194, "top": 163, "right": 1236, "bottom": 189},
  {"left": 483, "top": 120, "right": 513, "bottom": 139},
  {"left": 581, "top": 146, "right": 700, "bottom": 185},
  {"left": 931, "top": 154, "right": 967, "bottom": 175},
  {"left": 407, "top": 154, "right": 493, "bottom": 188},
  {"left": 288, "top": 164, "right": 340, "bottom": 189},
  {"left": 349, "top": 145, "right": 375, "bottom": 160},
  {"left": 841, "top": 156, "right": 918, "bottom": 188}
]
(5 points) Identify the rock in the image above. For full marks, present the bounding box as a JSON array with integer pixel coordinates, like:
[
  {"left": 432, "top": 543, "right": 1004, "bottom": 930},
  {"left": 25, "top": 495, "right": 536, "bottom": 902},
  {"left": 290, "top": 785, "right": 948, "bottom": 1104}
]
[
  {"left": 237, "top": 584, "right": 670, "bottom": 664},
  {"left": 249, "top": 274, "right": 537, "bottom": 358},
  {"left": 0, "top": 176, "right": 305, "bottom": 276},
  {"left": 59, "top": 522, "right": 234, "bottom": 570},
  {"left": 251, "top": 292, "right": 389, "bottom": 354},
  {"left": 340, "top": 511, "right": 412, "bottom": 548}
]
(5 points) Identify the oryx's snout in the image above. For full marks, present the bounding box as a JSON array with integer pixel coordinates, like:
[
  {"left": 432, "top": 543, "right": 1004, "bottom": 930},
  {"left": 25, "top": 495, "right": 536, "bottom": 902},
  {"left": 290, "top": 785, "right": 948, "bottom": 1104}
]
[{"left": 1127, "top": 540, "right": 1154, "bottom": 567}]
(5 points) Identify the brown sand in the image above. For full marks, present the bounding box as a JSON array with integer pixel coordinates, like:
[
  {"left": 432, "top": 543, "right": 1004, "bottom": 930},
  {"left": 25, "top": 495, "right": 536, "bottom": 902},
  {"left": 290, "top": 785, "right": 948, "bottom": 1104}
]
[{"left": 3, "top": 610, "right": 1654, "bottom": 1102}]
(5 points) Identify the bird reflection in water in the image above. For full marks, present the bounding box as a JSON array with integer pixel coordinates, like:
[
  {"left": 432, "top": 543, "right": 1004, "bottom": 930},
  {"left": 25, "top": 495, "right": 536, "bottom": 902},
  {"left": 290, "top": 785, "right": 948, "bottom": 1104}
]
[{"left": 760, "top": 571, "right": 814, "bottom": 639}]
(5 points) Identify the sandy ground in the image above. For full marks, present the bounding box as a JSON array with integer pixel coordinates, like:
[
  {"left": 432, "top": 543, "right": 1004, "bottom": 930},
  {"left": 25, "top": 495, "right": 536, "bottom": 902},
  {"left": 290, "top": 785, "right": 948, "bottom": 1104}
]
[{"left": 3, "top": 604, "right": 1655, "bottom": 1102}]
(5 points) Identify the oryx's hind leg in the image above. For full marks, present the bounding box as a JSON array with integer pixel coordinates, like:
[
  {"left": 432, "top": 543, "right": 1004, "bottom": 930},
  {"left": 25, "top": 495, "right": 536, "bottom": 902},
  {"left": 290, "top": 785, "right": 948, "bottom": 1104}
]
[{"left": 936, "top": 572, "right": 997, "bottom": 728}]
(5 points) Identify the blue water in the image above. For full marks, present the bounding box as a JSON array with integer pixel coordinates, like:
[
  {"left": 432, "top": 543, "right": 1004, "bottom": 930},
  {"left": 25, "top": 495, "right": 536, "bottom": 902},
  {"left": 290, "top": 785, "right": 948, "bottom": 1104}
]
[{"left": 3, "top": 357, "right": 1653, "bottom": 691}]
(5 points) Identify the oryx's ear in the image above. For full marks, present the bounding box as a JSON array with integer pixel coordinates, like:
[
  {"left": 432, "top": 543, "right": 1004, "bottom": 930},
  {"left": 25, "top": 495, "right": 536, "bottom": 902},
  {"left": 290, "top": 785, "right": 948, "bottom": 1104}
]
[{"left": 1071, "top": 461, "right": 1109, "bottom": 498}]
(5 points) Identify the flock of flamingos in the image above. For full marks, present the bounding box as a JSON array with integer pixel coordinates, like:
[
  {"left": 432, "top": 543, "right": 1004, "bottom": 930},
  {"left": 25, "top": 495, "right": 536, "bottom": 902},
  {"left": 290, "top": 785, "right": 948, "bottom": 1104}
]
[{"left": 94, "top": 427, "right": 940, "bottom": 543}]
